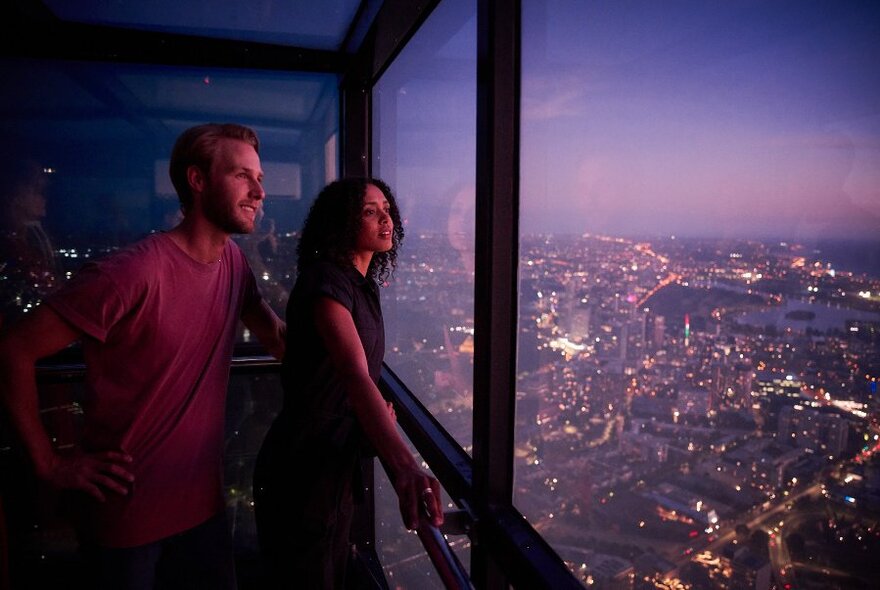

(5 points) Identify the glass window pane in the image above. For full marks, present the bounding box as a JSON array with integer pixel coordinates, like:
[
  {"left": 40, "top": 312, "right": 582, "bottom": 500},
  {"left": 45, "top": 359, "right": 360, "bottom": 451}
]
[
  {"left": 372, "top": 0, "right": 476, "bottom": 584},
  {"left": 372, "top": 0, "right": 477, "bottom": 450},
  {"left": 0, "top": 56, "right": 335, "bottom": 584},
  {"left": 518, "top": 1, "right": 880, "bottom": 588},
  {"left": 0, "top": 57, "right": 337, "bottom": 337}
]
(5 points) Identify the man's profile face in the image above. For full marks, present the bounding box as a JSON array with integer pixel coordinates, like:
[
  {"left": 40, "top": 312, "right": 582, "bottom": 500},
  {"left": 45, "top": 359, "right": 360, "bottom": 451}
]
[{"left": 200, "top": 138, "right": 265, "bottom": 235}]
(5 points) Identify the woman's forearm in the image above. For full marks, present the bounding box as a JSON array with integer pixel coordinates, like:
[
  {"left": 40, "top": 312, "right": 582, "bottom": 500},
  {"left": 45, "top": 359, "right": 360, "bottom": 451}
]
[{"left": 341, "top": 371, "right": 418, "bottom": 476}]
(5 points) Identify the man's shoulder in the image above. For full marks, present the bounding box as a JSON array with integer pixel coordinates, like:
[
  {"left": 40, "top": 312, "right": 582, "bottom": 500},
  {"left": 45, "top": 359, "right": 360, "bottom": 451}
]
[
  {"left": 96, "top": 233, "right": 168, "bottom": 270},
  {"left": 59, "top": 234, "right": 174, "bottom": 294},
  {"left": 44, "top": 235, "right": 169, "bottom": 329},
  {"left": 104, "top": 232, "right": 167, "bottom": 257}
]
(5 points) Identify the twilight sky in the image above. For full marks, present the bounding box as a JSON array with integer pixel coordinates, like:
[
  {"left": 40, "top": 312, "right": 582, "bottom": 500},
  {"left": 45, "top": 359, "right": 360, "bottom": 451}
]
[{"left": 517, "top": 0, "right": 880, "bottom": 241}]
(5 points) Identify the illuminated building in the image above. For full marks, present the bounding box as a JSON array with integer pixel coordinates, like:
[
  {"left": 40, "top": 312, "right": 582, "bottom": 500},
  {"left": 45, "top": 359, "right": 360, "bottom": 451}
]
[{"left": 778, "top": 404, "right": 850, "bottom": 457}]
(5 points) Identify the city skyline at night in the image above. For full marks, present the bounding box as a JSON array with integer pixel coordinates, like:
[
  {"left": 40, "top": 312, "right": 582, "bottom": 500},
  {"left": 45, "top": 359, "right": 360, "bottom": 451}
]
[{"left": 376, "top": 228, "right": 880, "bottom": 588}]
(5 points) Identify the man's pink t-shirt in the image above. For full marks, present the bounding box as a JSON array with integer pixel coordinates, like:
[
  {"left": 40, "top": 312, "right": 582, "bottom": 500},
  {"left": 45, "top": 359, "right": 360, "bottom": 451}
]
[{"left": 48, "top": 233, "right": 261, "bottom": 547}]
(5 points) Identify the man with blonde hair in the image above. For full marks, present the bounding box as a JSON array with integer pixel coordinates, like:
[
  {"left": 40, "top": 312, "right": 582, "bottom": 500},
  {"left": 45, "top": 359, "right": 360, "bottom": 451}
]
[{"left": 0, "top": 123, "right": 285, "bottom": 589}]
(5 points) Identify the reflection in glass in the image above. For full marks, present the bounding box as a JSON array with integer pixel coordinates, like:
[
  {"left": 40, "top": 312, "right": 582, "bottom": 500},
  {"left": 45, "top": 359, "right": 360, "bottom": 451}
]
[
  {"left": 0, "top": 159, "right": 60, "bottom": 327},
  {"left": 373, "top": 0, "right": 477, "bottom": 449}
]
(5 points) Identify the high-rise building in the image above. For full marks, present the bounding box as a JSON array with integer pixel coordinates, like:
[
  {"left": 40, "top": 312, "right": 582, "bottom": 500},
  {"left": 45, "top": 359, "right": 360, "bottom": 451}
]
[
  {"left": 650, "top": 314, "right": 666, "bottom": 350},
  {"left": 733, "top": 363, "right": 754, "bottom": 408},
  {"left": 568, "top": 303, "right": 591, "bottom": 342},
  {"left": 778, "top": 405, "right": 850, "bottom": 457}
]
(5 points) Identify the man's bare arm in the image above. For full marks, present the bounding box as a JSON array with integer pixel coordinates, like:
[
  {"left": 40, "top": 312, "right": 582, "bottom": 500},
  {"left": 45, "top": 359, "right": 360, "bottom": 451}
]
[
  {"left": 241, "top": 299, "right": 286, "bottom": 360},
  {"left": 0, "top": 305, "right": 134, "bottom": 501}
]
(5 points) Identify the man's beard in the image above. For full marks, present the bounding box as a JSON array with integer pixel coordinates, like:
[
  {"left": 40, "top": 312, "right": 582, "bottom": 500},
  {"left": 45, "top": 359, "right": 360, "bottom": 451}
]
[{"left": 203, "top": 189, "right": 254, "bottom": 234}]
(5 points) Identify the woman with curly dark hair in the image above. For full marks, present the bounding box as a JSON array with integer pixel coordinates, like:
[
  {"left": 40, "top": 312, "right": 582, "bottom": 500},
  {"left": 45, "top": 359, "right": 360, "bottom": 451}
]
[{"left": 253, "top": 178, "right": 443, "bottom": 588}]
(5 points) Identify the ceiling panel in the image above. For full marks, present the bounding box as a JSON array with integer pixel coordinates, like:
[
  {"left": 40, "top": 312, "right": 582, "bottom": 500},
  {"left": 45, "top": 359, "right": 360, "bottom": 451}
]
[{"left": 42, "top": 0, "right": 365, "bottom": 50}]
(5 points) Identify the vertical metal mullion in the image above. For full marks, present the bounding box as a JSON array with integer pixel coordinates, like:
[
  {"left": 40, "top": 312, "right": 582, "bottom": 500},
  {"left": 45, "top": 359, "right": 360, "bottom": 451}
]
[
  {"left": 341, "top": 63, "right": 371, "bottom": 178},
  {"left": 340, "top": 45, "right": 375, "bottom": 555},
  {"left": 473, "top": 0, "right": 521, "bottom": 588},
  {"left": 341, "top": 0, "right": 443, "bottom": 565}
]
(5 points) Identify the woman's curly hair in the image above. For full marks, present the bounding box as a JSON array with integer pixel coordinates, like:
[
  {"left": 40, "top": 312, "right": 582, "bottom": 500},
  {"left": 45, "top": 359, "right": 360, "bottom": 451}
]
[{"left": 296, "top": 177, "right": 404, "bottom": 283}]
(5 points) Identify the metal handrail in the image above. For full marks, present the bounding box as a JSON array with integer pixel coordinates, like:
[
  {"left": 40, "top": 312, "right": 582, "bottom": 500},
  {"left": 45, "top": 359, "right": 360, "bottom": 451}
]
[
  {"left": 378, "top": 365, "right": 474, "bottom": 507},
  {"left": 378, "top": 364, "right": 585, "bottom": 590},
  {"left": 415, "top": 520, "right": 474, "bottom": 590},
  {"left": 378, "top": 365, "right": 477, "bottom": 588}
]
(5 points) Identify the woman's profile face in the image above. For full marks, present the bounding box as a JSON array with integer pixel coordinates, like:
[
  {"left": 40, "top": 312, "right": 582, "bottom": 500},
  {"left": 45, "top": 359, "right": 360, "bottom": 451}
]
[{"left": 354, "top": 183, "right": 394, "bottom": 255}]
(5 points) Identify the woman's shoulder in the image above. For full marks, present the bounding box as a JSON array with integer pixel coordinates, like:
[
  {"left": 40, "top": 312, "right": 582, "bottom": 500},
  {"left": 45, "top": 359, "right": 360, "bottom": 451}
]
[
  {"left": 299, "top": 259, "right": 357, "bottom": 285},
  {"left": 294, "top": 260, "right": 362, "bottom": 308}
]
